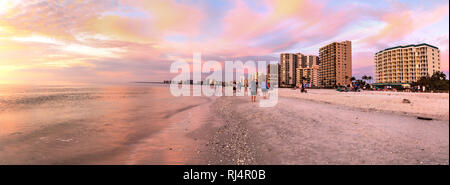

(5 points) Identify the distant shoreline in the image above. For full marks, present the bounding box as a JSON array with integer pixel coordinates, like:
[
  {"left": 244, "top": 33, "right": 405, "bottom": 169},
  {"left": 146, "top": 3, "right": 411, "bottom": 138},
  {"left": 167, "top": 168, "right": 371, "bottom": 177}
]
[{"left": 133, "top": 81, "right": 165, "bottom": 84}]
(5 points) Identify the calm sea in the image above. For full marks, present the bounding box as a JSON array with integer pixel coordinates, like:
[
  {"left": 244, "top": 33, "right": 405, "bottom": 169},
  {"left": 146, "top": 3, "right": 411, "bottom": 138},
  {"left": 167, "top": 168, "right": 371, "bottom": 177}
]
[{"left": 0, "top": 84, "right": 213, "bottom": 164}]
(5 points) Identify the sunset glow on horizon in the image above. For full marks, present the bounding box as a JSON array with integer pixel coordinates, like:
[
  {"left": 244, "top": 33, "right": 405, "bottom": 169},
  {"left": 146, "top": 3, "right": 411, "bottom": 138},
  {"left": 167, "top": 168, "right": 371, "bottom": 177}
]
[{"left": 0, "top": 0, "right": 449, "bottom": 84}]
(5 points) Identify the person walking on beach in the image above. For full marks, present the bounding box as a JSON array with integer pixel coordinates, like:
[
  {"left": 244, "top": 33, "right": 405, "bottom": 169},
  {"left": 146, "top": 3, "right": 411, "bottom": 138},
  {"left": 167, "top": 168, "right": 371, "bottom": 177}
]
[
  {"left": 244, "top": 79, "right": 249, "bottom": 93},
  {"left": 237, "top": 81, "right": 242, "bottom": 93},
  {"left": 250, "top": 79, "right": 257, "bottom": 102},
  {"left": 300, "top": 83, "right": 307, "bottom": 93},
  {"left": 261, "top": 80, "right": 268, "bottom": 99}
]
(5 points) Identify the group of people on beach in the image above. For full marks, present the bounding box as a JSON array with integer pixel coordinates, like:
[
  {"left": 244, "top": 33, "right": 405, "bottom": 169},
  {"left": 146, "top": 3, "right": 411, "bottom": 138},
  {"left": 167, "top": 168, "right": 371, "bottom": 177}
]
[
  {"left": 240, "top": 79, "right": 270, "bottom": 102},
  {"left": 295, "top": 83, "right": 308, "bottom": 93},
  {"left": 337, "top": 82, "right": 361, "bottom": 92}
]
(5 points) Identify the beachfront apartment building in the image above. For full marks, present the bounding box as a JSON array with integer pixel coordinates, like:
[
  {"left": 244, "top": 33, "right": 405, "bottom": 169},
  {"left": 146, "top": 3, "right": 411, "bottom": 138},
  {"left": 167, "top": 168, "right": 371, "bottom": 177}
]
[
  {"left": 267, "top": 63, "right": 279, "bottom": 87},
  {"left": 298, "top": 54, "right": 320, "bottom": 68},
  {"left": 319, "top": 41, "right": 352, "bottom": 87},
  {"left": 375, "top": 43, "right": 441, "bottom": 84},
  {"left": 280, "top": 53, "right": 320, "bottom": 87},
  {"left": 280, "top": 53, "right": 298, "bottom": 87},
  {"left": 296, "top": 65, "right": 320, "bottom": 87},
  {"left": 296, "top": 54, "right": 320, "bottom": 87}
]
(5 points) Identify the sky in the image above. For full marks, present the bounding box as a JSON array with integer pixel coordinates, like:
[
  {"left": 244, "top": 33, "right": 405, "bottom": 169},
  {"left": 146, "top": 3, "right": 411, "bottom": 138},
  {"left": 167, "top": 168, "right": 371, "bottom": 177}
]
[{"left": 0, "top": 0, "right": 448, "bottom": 84}]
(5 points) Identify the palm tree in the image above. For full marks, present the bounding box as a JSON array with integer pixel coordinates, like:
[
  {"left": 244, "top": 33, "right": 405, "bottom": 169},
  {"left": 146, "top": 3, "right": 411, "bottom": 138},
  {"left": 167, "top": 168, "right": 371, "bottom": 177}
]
[
  {"left": 362, "top": 75, "right": 368, "bottom": 83},
  {"left": 432, "top": 71, "right": 446, "bottom": 80},
  {"left": 367, "top": 76, "right": 373, "bottom": 84},
  {"left": 350, "top": 76, "right": 356, "bottom": 82},
  {"left": 301, "top": 76, "right": 307, "bottom": 84}
]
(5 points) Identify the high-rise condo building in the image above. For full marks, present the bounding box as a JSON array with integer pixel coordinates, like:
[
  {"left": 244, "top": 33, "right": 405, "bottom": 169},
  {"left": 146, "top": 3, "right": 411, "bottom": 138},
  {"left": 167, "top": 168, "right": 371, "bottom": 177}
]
[
  {"left": 375, "top": 43, "right": 441, "bottom": 84},
  {"left": 296, "top": 54, "right": 320, "bottom": 87},
  {"left": 296, "top": 65, "right": 320, "bottom": 87},
  {"left": 298, "top": 54, "right": 320, "bottom": 67},
  {"left": 280, "top": 53, "right": 320, "bottom": 87},
  {"left": 319, "top": 41, "right": 352, "bottom": 87},
  {"left": 267, "top": 63, "right": 279, "bottom": 87},
  {"left": 280, "top": 53, "right": 298, "bottom": 87}
]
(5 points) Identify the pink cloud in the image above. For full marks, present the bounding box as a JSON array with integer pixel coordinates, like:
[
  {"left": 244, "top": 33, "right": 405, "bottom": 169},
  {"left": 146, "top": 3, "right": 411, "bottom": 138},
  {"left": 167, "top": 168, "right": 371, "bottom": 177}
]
[
  {"left": 361, "top": 4, "right": 449, "bottom": 46},
  {"left": 0, "top": 0, "right": 448, "bottom": 83},
  {"left": 1, "top": 0, "right": 120, "bottom": 40}
]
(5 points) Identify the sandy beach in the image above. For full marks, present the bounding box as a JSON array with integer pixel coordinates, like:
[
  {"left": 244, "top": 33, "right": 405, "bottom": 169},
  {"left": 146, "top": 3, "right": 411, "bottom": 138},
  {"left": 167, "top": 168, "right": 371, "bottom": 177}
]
[
  {"left": 199, "top": 88, "right": 449, "bottom": 165},
  {"left": 0, "top": 85, "right": 448, "bottom": 165},
  {"left": 278, "top": 89, "right": 449, "bottom": 120}
]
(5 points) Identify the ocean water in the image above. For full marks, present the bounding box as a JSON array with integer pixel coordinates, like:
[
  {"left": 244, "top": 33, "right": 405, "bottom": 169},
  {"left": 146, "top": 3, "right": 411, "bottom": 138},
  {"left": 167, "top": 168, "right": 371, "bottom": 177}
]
[{"left": 0, "top": 84, "right": 213, "bottom": 164}]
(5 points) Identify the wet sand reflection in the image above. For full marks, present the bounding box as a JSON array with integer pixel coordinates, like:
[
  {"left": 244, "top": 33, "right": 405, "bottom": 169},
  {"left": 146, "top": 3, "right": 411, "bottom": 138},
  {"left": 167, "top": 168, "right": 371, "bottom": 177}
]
[{"left": 0, "top": 84, "right": 212, "bottom": 164}]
